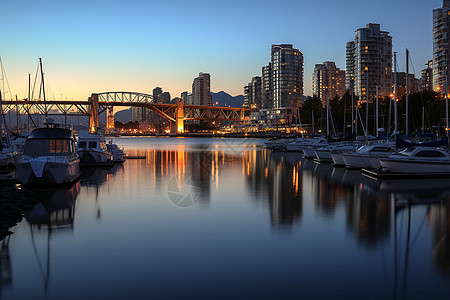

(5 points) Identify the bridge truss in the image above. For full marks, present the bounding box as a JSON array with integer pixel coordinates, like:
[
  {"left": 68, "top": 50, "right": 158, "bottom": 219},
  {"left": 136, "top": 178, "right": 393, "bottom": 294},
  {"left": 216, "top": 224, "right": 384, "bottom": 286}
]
[{"left": 1, "top": 91, "right": 250, "bottom": 133}]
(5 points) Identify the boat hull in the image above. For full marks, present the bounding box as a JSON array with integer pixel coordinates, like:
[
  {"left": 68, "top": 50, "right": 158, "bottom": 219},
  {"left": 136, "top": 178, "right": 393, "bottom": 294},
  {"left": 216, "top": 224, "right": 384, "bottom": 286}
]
[
  {"left": 380, "top": 158, "right": 450, "bottom": 175},
  {"left": 79, "top": 149, "right": 111, "bottom": 164},
  {"left": 16, "top": 158, "right": 80, "bottom": 185}
]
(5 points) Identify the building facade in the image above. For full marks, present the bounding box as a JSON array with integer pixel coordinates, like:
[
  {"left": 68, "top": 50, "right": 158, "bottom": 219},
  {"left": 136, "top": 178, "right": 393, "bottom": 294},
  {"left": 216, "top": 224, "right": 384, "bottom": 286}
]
[
  {"left": 433, "top": 0, "right": 450, "bottom": 92},
  {"left": 261, "top": 63, "right": 272, "bottom": 109},
  {"left": 312, "top": 61, "right": 346, "bottom": 106},
  {"left": 271, "top": 44, "right": 304, "bottom": 111},
  {"left": 420, "top": 60, "right": 433, "bottom": 91},
  {"left": 346, "top": 23, "right": 392, "bottom": 101},
  {"left": 192, "top": 72, "right": 212, "bottom": 106},
  {"left": 346, "top": 41, "right": 355, "bottom": 92},
  {"left": 244, "top": 77, "right": 262, "bottom": 110}
]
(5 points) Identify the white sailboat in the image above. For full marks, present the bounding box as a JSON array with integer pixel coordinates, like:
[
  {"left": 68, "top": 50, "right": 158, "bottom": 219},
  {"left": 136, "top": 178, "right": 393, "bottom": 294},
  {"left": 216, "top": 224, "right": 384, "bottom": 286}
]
[{"left": 379, "top": 147, "right": 450, "bottom": 177}]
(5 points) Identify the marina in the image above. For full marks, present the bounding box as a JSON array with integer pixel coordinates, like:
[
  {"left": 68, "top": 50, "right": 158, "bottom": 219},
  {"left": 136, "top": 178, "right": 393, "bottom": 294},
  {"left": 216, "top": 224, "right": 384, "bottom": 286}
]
[{"left": 0, "top": 137, "right": 450, "bottom": 299}]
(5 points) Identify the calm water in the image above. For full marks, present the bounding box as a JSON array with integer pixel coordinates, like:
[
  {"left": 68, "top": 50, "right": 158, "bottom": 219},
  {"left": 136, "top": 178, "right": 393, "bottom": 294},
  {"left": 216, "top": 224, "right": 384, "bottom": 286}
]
[{"left": 1, "top": 137, "right": 450, "bottom": 299}]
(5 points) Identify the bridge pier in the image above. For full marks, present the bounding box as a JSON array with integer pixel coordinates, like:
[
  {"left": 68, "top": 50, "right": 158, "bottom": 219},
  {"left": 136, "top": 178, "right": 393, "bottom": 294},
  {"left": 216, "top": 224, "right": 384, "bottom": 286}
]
[
  {"left": 171, "top": 98, "right": 184, "bottom": 134},
  {"left": 89, "top": 93, "right": 99, "bottom": 133},
  {"left": 106, "top": 106, "right": 114, "bottom": 133}
]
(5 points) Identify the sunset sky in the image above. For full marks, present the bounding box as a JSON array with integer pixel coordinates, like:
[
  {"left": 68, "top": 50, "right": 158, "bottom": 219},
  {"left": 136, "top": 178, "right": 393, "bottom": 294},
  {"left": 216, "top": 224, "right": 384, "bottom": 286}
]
[{"left": 0, "top": 0, "right": 441, "bottom": 101}]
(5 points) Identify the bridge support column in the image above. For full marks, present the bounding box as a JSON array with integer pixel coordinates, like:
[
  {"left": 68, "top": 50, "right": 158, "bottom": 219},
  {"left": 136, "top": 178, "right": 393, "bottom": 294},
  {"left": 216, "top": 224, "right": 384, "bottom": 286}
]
[
  {"left": 89, "top": 93, "right": 99, "bottom": 133},
  {"left": 106, "top": 106, "right": 114, "bottom": 133},
  {"left": 172, "top": 98, "right": 184, "bottom": 134}
]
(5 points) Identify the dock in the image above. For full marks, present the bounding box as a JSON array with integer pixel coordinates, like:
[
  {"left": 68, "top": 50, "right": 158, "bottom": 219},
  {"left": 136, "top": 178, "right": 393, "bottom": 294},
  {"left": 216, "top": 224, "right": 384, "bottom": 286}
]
[
  {"left": 125, "top": 155, "right": 146, "bottom": 159},
  {"left": 362, "top": 168, "right": 450, "bottom": 179}
]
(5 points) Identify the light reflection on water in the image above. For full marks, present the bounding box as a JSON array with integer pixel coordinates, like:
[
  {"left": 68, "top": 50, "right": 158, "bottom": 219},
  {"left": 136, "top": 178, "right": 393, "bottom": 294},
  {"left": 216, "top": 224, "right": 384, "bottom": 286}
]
[{"left": 1, "top": 137, "right": 450, "bottom": 299}]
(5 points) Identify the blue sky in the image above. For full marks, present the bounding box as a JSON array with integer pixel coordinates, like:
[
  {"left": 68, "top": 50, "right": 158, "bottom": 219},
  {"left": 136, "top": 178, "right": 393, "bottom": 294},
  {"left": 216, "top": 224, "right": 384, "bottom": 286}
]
[{"left": 0, "top": 0, "right": 442, "bottom": 100}]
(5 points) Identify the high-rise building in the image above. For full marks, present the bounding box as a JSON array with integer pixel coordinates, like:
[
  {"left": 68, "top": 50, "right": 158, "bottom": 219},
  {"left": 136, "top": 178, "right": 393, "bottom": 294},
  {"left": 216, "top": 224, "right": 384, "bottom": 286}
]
[
  {"left": 312, "top": 61, "right": 346, "bottom": 106},
  {"left": 420, "top": 60, "right": 433, "bottom": 91},
  {"left": 433, "top": 0, "right": 450, "bottom": 92},
  {"left": 243, "top": 76, "right": 262, "bottom": 110},
  {"left": 153, "top": 87, "right": 163, "bottom": 103},
  {"left": 346, "top": 41, "right": 355, "bottom": 92},
  {"left": 396, "top": 72, "right": 419, "bottom": 95},
  {"left": 158, "top": 91, "right": 171, "bottom": 104},
  {"left": 261, "top": 63, "right": 272, "bottom": 109},
  {"left": 192, "top": 72, "right": 212, "bottom": 106},
  {"left": 243, "top": 84, "right": 252, "bottom": 108},
  {"left": 346, "top": 23, "right": 392, "bottom": 101},
  {"left": 271, "top": 44, "right": 304, "bottom": 110}
]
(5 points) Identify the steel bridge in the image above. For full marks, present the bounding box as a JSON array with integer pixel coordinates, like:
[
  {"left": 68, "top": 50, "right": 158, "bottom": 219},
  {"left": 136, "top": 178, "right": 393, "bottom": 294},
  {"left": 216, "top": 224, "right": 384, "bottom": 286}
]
[{"left": 1, "top": 92, "right": 250, "bottom": 133}]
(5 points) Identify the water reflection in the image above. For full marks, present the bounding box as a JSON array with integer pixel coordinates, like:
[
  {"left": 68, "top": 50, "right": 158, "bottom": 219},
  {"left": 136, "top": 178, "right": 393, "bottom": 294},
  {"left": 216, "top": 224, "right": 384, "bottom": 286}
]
[
  {"left": 2, "top": 139, "right": 450, "bottom": 299},
  {"left": 23, "top": 181, "right": 80, "bottom": 294},
  {"left": 81, "top": 164, "right": 124, "bottom": 188}
]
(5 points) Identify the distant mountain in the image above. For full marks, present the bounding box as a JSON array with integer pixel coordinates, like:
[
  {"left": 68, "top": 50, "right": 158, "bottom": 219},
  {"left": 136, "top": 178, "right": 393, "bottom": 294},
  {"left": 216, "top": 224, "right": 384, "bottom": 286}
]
[
  {"left": 211, "top": 91, "right": 244, "bottom": 108},
  {"left": 114, "top": 108, "right": 132, "bottom": 123}
]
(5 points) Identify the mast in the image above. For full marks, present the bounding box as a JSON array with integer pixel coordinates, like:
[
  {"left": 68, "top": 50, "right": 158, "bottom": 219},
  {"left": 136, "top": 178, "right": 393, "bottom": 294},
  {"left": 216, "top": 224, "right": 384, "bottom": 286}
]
[
  {"left": 366, "top": 72, "right": 369, "bottom": 141},
  {"left": 376, "top": 86, "right": 379, "bottom": 137},
  {"left": 351, "top": 80, "right": 354, "bottom": 134},
  {"left": 422, "top": 106, "right": 425, "bottom": 133},
  {"left": 311, "top": 109, "right": 315, "bottom": 134},
  {"left": 39, "top": 58, "right": 47, "bottom": 118},
  {"left": 406, "top": 49, "right": 409, "bottom": 136},
  {"left": 326, "top": 92, "right": 329, "bottom": 137},
  {"left": 394, "top": 52, "right": 398, "bottom": 137}
]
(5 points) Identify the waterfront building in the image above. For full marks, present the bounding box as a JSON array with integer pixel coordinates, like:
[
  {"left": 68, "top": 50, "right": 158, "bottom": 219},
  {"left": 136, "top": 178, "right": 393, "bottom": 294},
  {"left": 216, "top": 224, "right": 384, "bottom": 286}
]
[
  {"left": 433, "top": 0, "right": 450, "bottom": 92},
  {"left": 346, "top": 41, "right": 355, "bottom": 92},
  {"left": 420, "top": 60, "right": 433, "bottom": 91},
  {"left": 312, "top": 61, "right": 346, "bottom": 106},
  {"left": 244, "top": 44, "right": 303, "bottom": 125},
  {"left": 396, "top": 72, "right": 419, "bottom": 96},
  {"left": 192, "top": 72, "right": 212, "bottom": 106},
  {"left": 243, "top": 76, "right": 262, "bottom": 110},
  {"left": 244, "top": 84, "right": 251, "bottom": 108},
  {"left": 262, "top": 63, "right": 272, "bottom": 109},
  {"left": 346, "top": 23, "right": 392, "bottom": 101},
  {"left": 271, "top": 44, "right": 304, "bottom": 112}
]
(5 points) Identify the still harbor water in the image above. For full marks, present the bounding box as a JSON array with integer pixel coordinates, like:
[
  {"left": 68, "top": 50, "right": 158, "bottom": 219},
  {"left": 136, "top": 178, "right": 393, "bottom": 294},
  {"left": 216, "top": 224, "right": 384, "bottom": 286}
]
[{"left": 1, "top": 137, "right": 450, "bottom": 299}]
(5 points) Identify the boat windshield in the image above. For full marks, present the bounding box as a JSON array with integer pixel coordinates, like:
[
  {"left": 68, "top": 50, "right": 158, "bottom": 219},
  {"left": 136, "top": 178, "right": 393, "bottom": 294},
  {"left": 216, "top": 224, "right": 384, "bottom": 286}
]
[{"left": 23, "top": 139, "right": 73, "bottom": 156}]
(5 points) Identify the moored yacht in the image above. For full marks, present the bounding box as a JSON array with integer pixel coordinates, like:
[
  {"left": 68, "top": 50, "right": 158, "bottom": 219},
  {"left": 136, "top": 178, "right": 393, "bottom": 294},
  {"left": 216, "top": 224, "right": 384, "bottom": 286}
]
[
  {"left": 77, "top": 130, "right": 112, "bottom": 165},
  {"left": 16, "top": 120, "right": 80, "bottom": 185},
  {"left": 107, "top": 141, "right": 126, "bottom": 163},
  {"left": 342, "top": 143, "right": 394, "bottom": 169},
  {"left": 378, "top": 146, "right": 450, "bottom": 176}
]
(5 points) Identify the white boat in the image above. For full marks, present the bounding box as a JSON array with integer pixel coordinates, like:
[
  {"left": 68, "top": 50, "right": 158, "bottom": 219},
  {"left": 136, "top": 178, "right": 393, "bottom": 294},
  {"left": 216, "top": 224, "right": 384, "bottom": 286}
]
[
  {"left": 315, "top": 142, "right": 360, "bottom": 164},
  {"left": 302, "top": 137, "right": 328, "bottom": 158},
  {"left": 16, "top": 122, "right": 80, "bottom": 185},
  {"left": 379, "top": 147, "right": 450, "bottom": 176},
  {"left": 342, "top": 143, "right": 394, "bottom": 169},
  {"left": 285, "top": 138, "right": 318, "bottom": 152},
  {"left": 77, "top": 130, "right": 112, "bottom": 165},
  {"left": 264, "top": 137, "right": 296, "bottom": 151},
  {"left": 106, "top": 141, "right": 126, "bottom": 163}
]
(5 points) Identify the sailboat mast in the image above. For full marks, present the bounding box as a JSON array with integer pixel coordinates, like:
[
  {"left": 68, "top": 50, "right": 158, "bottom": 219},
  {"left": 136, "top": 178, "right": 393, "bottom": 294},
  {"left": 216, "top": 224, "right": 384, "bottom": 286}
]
[
  {"left": 406, "top": 49, "right": 409, "bottom": 136},
  {"left": 351, "top": 81, "right": 354, "bottom": 134},
  {"left": 376, "top": 86, "right": 379, "bottom": 137},
  {"left": 366, "top": 72, "right": 369, "bottom": 141},
  {"left": 394, "top": 52, "right": 398, "bottom": 136},
  {"left": 39, "top": 58, "right": 47, "bottom": 118},
  {"left": 326, "top": 92, "right": 329, "bottom": 137}
]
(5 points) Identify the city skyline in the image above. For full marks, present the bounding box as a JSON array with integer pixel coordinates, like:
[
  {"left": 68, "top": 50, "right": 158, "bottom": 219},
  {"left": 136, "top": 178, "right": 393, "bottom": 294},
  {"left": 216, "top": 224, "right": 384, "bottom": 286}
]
[{"left": 0, "top": 0, "right": 440, "bottom": 101}]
